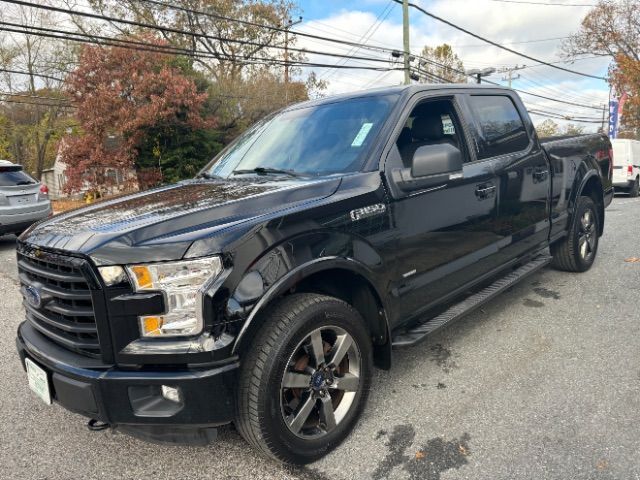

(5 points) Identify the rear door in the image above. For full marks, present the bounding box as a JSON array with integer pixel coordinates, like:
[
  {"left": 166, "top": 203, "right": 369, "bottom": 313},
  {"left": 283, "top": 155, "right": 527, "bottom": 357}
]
[{"left": 461, "top": 93, "right": 551, "bottom": 260}]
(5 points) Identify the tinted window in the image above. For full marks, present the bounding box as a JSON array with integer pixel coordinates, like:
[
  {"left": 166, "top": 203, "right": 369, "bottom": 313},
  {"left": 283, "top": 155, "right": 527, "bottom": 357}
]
[
  {"left": 395, "top": 99, "right": 466, "bottom": 167},
  {"left": 468, "top": 95, "right": 529, "bottom": 159},
  {"left": 0, "top": 166, "right": 36, "bottom": 186},
  {"left": 205, "top": 94, "right": 398, "bottom": 178}
]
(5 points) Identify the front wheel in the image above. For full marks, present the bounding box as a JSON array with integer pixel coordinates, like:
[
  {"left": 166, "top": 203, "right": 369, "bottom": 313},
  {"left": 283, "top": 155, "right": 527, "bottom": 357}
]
[
  {"left": 551, "top": 195, "right": 599, "bottom": 272},
  {"left": 235, "top": 293, "right": 372, "bottom": 464}
]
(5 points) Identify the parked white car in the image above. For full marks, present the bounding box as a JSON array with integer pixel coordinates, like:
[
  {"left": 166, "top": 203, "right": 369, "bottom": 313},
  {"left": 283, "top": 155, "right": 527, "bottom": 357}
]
[
  {"left": 0, "top": 160, "right": 52, "bottom": 237},
  {"left": 611, "top": 139, "right": 640, "bottom": 197}
]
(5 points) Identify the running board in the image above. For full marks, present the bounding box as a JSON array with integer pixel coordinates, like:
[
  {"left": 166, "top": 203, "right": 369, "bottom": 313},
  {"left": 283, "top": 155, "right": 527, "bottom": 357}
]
[{"left": 392, "top": 254, "right": 552, "bottom": 347}]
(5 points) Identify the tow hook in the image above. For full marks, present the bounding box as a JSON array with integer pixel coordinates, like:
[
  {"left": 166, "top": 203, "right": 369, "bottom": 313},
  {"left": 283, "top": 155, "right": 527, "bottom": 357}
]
[{"left": 87, "top": 419, "right": 110, "bottom": 431}]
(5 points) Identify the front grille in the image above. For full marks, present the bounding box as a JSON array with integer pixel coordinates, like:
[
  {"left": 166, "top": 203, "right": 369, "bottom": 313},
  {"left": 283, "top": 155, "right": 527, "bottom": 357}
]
[{"left": 17, "top": 247, "right": 101, "bottom": 358}]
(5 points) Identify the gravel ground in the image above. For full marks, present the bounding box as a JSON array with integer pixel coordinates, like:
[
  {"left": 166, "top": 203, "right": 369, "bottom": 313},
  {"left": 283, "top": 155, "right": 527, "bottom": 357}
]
[{"left": 1, "top": 196, "right": 639, "bottom": 480}]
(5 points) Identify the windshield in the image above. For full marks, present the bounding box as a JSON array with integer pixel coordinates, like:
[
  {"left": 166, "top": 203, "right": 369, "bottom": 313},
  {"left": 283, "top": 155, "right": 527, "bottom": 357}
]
[
  {"left": 0, "top": 165, "right": 36, "bottom": 186},
  {"left": 203, "top": 94, "right": 399, "bottom": 179}
]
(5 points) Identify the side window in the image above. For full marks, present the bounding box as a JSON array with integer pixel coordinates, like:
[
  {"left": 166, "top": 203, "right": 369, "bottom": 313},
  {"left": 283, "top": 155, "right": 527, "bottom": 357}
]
[
  {"left": 468, "top": 95, "right": 529, "bottom": 159},
  {"left": 394, "top": 99, "right": 467, "bottom": 168}
]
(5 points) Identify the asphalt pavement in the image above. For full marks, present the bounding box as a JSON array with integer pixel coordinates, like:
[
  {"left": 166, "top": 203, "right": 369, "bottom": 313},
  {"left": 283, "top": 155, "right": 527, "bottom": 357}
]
[{"left": 1, "top": 196, "right": 639, "bottom": 480}]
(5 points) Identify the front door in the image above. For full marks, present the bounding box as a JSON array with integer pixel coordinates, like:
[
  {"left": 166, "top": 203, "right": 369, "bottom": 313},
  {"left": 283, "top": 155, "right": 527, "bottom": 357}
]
[{"left": 385, "top": 96, "right": 506, "bottom": 325}]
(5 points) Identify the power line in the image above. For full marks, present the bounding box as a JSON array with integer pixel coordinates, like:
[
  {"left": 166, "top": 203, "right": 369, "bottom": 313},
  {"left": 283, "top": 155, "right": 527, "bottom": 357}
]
[
  {"left": 527, "top": 109, "right": 602, "bottom": 123},
  {"left": 0, "top": 90, "right": 67, "bottom": 101},
  {"left": 1, "top": 0, "right": 607, "bottom": 112},
  {"left": 454, "top": 36, "right": 569, "bottom": 48},
  {"left": 0, "top": 22, "right": 403, "bottom": 73},
  {"left": 0, "top": 67, "right": 63, "bottom": 82},
  {"left": 0, "top": 3, "right": 401, "bottom": 68},
  {"left": 486, "top": 0, "right": 596, "bottom": 6},
  {"left": 320, "top": 1, "right": 395, "bottom": 81},
  {"left": 393, "top": 0, "right": 607, "bottom": 80},
  {"left": 517, "top": 73, "right": 605, "bottom": 105},
  {"left": 137, "top": 0, "right": 393, "bottom": 55}
]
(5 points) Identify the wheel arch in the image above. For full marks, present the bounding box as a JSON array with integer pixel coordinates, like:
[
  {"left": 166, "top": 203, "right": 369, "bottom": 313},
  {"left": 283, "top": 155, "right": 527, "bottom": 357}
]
[{"left": 231, "top": 257, "right": 392, "bottom": 370}]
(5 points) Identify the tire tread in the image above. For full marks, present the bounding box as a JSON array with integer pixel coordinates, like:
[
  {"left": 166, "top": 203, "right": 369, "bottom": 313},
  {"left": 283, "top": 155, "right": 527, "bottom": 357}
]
[{"left": 235, "top": 293, "right": 365, "bottom": 463}]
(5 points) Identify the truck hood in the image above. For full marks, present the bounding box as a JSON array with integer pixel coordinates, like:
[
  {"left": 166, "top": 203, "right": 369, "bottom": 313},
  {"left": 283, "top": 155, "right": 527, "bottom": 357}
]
[{"left": 23, "top": 178, "right": 340, "bottom": 264}]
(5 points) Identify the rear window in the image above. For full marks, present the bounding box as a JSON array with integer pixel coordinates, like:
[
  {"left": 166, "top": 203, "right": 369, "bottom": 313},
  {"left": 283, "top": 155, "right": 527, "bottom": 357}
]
[
  {"left": 468, "top": 95, "right": 530, "bottom": 159},
  {"left": 0, "top": 166, "right": 36, "bottom": 186}
]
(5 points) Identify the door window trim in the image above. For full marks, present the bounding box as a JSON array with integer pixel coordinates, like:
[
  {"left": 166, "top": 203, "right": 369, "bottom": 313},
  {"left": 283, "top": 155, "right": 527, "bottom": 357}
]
[
  {"left": 380, "top": 92, "right": 478, "bottom": 174},
  {"left": 461, "top": 93, "right": 534, "bottom": 163}
]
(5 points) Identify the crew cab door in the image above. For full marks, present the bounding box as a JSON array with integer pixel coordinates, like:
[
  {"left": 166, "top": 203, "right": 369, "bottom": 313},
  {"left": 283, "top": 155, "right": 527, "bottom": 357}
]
[
  {"left": 383, "top": 94, "right": 506, "bottom": 325},
  {"left": 461, "top": 93, "right": 551, "bottom": 260}
]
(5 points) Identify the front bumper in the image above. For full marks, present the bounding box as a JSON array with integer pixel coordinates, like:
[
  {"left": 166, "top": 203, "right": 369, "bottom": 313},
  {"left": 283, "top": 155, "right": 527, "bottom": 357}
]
[{"left": 16, "top": 321, "right": 238, "bottom": 432}]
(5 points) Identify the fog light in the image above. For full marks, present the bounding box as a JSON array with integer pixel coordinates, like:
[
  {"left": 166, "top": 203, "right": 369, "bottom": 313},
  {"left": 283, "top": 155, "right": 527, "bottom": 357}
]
[{"left": 161, "top": 385, "right": 182, "bottom": 404}]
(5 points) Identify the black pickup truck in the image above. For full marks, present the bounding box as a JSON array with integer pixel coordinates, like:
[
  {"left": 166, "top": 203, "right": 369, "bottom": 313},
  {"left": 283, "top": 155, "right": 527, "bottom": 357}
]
[{"left": 15, "top": 85, "right": 613, "bottom": 464}]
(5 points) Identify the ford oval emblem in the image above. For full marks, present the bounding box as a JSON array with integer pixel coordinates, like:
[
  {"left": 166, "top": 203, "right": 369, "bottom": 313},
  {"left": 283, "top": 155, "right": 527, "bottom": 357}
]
[{"left": 22, "top": 285, "right": 42, "bottom": 309}]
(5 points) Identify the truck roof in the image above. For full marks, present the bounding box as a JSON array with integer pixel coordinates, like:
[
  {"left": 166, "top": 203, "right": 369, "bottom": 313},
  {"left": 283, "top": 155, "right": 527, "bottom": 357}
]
[{"left": 289, "top": 83, "right": 511, "bottom": 110}]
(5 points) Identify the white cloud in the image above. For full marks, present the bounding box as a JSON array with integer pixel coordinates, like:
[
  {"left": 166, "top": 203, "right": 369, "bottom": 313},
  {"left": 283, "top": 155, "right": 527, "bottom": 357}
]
[{"left": 294, "top": 0, "right": 611, "bottom": 132}]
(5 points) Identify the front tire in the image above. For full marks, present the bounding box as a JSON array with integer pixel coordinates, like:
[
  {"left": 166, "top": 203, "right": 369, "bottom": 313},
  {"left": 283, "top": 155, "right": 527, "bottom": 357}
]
[
  {"left": 235, "top": 293, "right": 372, "bottom": 464},
  {"left": 551, "top": 195, "right": 599, "bottom": 272}
]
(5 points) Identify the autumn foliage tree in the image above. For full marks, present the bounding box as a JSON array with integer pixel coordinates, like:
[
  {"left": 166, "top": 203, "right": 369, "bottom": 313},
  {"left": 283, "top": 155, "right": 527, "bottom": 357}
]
[
  {"left": 418, "top": 44, "right": 466, "bottom": 83},
  {"left": 61, "top": 37, "right": 214, "bottom": 192},
  {"left": 564, "top": 0, "right": 640, "bottom": 134}
]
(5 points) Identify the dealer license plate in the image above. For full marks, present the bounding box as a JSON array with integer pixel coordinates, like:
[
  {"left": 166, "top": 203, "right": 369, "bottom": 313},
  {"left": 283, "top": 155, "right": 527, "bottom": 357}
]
[{"left": 25, "top": 358, "right": 52, "bottom": 405}]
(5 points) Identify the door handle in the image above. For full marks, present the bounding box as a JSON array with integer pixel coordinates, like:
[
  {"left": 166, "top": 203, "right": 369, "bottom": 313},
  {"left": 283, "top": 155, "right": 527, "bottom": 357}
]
[{"left": 475, "top": 184, "right": 496, "bottom": 200}]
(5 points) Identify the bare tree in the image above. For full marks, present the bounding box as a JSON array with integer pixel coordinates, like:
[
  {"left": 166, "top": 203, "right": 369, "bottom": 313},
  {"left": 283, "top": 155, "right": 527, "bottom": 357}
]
[{"left": 0, "top": 5, "right": 73, "bottom": 177}]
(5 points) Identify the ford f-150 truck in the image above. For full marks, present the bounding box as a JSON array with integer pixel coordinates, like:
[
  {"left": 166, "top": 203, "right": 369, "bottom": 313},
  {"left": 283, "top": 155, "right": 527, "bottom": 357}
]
[{"left": 15, "top": 85, "right": 613, "bottom": 464}]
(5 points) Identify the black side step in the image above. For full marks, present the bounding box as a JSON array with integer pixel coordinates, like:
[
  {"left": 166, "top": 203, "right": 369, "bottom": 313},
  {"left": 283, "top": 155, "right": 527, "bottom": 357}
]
[{"left": 392, "top": 254, "right": 552, "bottom": 347}]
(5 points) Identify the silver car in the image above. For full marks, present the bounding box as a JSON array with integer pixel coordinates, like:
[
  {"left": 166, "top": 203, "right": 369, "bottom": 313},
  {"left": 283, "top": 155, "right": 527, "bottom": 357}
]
[{"left": 0, "top": 160, "right": 52, "bottom": 236}]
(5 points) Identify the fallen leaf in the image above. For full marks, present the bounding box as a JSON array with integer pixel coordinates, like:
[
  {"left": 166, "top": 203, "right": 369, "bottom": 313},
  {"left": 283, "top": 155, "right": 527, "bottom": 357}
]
[
  {"left": 415, "top": 450, "right": 426, "bottom": 460},
  {"left": 458, "top": 444, "right": 469, "bottom": 456},
  {"left": 596, "top": 459, "right": 608, "bottom": 471},
  {"left": 624, "top": 257, "right": 640, "bottom": 263}
]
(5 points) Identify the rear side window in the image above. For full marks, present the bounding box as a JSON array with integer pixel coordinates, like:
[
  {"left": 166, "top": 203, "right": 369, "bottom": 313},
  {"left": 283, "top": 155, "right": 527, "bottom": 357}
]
[
  {"left": 468, "top": 95, "right": 529, "bottom": 159},
  {"left": 0, "top": 166, "right": 36, "bottom": 186}
]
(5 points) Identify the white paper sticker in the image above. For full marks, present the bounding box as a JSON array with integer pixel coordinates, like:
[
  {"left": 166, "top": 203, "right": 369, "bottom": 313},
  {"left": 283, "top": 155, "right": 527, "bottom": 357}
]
[
  {"left": 351, "top": 123, "right": 374, "bottom": 147},
  {"left": 442, "top": 115, "right": 455, "bottom": 135}
]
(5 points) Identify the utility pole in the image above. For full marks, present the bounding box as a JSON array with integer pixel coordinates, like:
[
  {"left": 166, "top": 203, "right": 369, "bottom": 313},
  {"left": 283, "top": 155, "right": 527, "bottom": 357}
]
[
  {"left": 498, "top": 64, "right": 526, "bottom": 88},
  {"left": 402, "top": 0, "right": 410, "bottom": 85},
  {"left": 284, "top": 16, "right": 303, "bottom": 102}
]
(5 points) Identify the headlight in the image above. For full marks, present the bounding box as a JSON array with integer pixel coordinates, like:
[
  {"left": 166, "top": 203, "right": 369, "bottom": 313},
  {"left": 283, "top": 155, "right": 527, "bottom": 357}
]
[{"left": 126, "top": 257, "right": 223, "bottom": 338}]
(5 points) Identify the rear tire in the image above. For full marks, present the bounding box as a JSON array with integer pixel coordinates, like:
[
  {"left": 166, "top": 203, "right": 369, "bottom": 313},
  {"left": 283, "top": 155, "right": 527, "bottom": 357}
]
[
  {"left": 629, "top": 177, "right": 639, "bottom": 198},
  {"left": 550, "top": 195, "right": 599, "bottom": 272},
  {"left": 235, "top": 293, "right": 372, "bottom": 464}
]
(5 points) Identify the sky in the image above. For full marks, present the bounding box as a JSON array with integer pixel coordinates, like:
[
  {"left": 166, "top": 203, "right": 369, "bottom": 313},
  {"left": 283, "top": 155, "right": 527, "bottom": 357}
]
[{"left": 294, "top": 0, "right": 611, "bottom": 131}]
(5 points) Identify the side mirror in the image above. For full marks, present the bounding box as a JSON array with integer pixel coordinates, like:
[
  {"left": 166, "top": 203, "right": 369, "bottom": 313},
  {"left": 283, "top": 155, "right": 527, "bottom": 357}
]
[{"left": 411, "top": 143, "right": 463, "bottom": 178}]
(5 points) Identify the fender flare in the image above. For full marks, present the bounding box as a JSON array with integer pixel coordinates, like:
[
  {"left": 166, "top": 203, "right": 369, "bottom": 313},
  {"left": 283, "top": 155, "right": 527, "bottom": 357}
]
[
  {"left": 231, "top": 256, "right": 390, "bottom": 355},
  {"left": 570, "top": 169, "right": 605, "bottom": 234}
]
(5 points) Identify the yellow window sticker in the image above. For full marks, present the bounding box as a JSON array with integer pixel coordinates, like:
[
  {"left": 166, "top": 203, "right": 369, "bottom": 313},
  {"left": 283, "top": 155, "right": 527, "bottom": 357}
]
[{"left": 351, "top": 123, "right": 374, "bottom": 147}]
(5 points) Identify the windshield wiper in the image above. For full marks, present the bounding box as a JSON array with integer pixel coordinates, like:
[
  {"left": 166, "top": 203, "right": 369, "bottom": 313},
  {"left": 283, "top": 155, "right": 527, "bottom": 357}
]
[
  {"left": 16, "top": 180, "right": 35, "bottom": 185},
  {"left": 231, "top": 167, "right": 303, "bottom": 178}
]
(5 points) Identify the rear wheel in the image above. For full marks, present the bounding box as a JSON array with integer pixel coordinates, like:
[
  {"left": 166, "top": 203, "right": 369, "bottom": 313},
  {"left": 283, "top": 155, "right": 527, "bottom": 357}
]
[
  {"left": 235, "top": 293, "right": 372, "bottom": 464},
  {"left": 629, "top": 177, "right": 639, "bottom": 198},
  {"left": 551, "top": 195, "right": 599, "bottom": 272}
]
